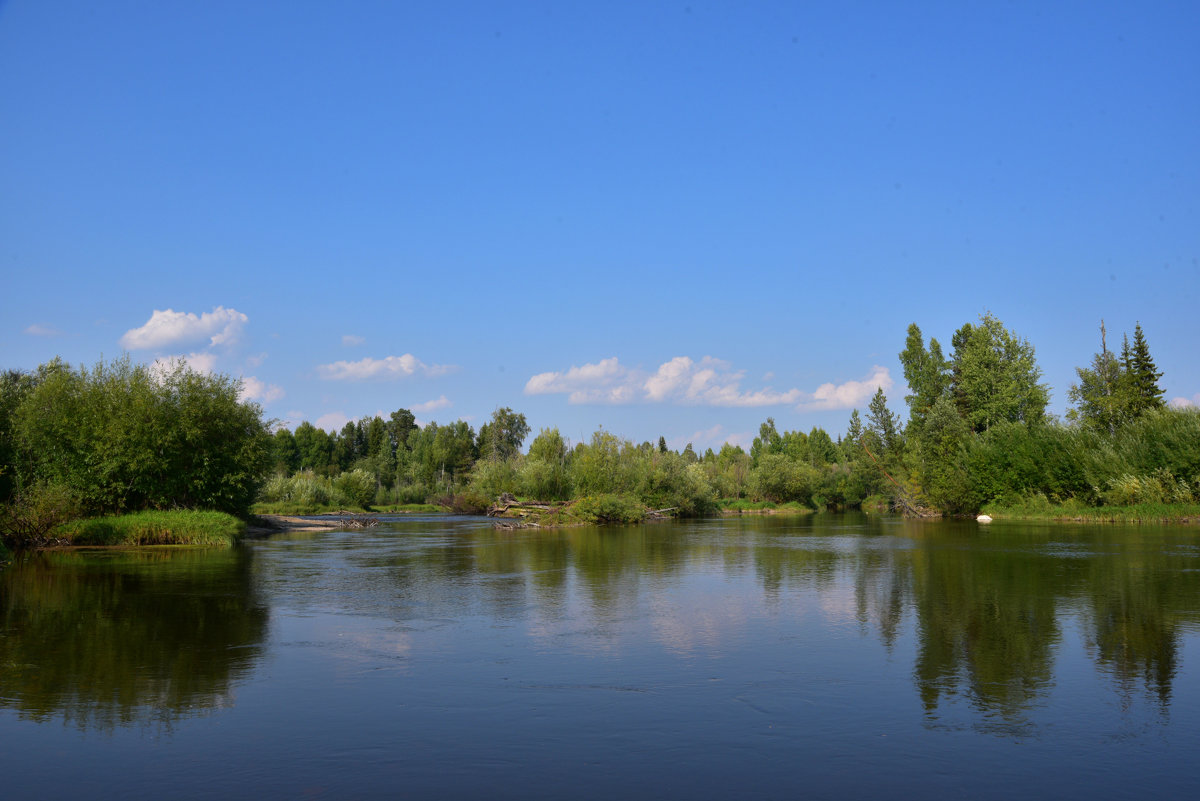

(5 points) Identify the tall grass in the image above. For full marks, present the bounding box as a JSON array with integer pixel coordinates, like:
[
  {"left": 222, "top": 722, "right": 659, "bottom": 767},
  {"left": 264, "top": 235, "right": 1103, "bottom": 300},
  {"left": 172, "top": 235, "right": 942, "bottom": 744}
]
[{"left": 52, "top": 510, "right": 246, "bottom": 547}]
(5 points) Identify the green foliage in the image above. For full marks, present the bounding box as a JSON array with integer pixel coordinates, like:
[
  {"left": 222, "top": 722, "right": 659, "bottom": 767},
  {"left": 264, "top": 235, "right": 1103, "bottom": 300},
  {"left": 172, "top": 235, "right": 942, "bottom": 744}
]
[
  {"left": 333, "top": 468, "right": 377, "bottom": 508},
  {"left": 950, "top": 313, "right": 1049, "bottom": 433},
  {"left": 5, "top": 357, "right": 270, "bottom": 517},
  {"left": 476, "top": 407, "right": 530, "bottom": 462},
  {"left": 571, "top": 494, "right": 647, "bottom": 524},
  {"left": 898, "top": 323, "right": 950, "bottom": 436},
  {"left": 638, "top": 453, "right": 716, "bottom": 516},
  {"left": 1126, "top": 323, "right": 1165, "bottom": 414},
  {"left": 1069, "top": 321, "right": 1166, "bottom": 433},
  {"left": 53, "top": 510, "right": 245, "bottom": 547},
  {"left": 749, "top": 453, "right": 816, "bottom": 505},
  {"left": 468, "top": 458, "right": 520, "bottom": 499},
  {"left": 438, "top": 489, "right": 491, "bottom": 515},
  {"left": 569, "top": 430, "right": 639, "bottom": 496},
  {"left": 704, "top": 444, "right": 752, "bottom": 500},
  {"left": 1101, "top": 471, "right": 1195, "bottom": 506},
  {"left": 910, "top": 396, "right": 974, "bottom": 513},
  {"left": 866, "top": 388, "right": 902, "bottom": 454},
  {"left": 0, "top": 481, "right": 82, "bottom": 550},
  {"left": 0, "top": 369, "right": 35, "bottom": 504}
]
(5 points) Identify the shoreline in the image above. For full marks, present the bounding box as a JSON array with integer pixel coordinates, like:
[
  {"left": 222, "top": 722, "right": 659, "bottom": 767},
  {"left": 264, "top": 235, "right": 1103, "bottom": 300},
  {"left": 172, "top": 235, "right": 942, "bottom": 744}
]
[{"left": 245, "top": 514, "right": 369, "bottom": 537}]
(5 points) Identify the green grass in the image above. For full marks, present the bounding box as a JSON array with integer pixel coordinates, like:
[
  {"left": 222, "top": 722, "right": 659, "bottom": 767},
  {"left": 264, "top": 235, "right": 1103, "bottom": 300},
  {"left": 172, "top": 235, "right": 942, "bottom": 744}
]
[
  {"left": 981, "top": 500, "right": 1200, "bottom": 524},
  {"left": 252, "top": 501, "right": 448, "bottom": 515},
  {"left": 250, "top": 501, "right": 372, "bottom": 515},
  {"left": 716, "top": 499, "right": 814, "bottom": 515},
  {"left": 370, "top": 503, "right": 447, "bottom": 513},
  {"left": 52, "top": 510, "right": 247, "bottom": 547}
]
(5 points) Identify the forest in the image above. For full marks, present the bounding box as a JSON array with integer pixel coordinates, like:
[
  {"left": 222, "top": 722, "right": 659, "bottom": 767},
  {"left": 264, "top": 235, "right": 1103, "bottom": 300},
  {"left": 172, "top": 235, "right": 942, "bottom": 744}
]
[{"left": 2, "top": 314, "right": 1199, "bottom": 548}]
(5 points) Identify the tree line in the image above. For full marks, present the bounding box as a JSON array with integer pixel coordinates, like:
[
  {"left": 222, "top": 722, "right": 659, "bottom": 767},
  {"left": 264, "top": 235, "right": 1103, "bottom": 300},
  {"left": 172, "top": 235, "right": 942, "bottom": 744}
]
[
  {"left": 3, "top": 314, "right": 1199, "bottom": 543},
  {"left": 0, "top": 357, "right": 271, "bottom": 547}
]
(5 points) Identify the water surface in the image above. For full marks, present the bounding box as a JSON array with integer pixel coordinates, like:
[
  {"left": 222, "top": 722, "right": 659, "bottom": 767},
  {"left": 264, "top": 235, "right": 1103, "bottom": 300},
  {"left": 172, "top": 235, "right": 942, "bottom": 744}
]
[{"left": 2, "top": 514, "right": 1199, "bottom": 799}]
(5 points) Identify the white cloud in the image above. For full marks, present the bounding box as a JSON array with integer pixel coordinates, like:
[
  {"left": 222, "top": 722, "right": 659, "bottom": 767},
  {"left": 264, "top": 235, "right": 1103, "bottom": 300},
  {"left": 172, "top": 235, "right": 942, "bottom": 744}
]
[
  {"left": 24, "top": 323, "right": 62, "bottom": 337},
  {"left": 526, "top": 356, "right": 893, "bottom": 412},
  {"left": 153, "top": 352, "right": 218, "bottom": 377},
  {"left": 121, "top": 306, "right": 247, "bottom": 350},
  {"left": 799, "top": 366, "right": 893, "bottom": 411},
  {"left": 1170, "top": 394, "right": 1200, "bottom": 409},
  {"left": 245, "top": 352, "right": 268, "bottom": 368},
  {"left": 524, "top": 357, "right": 634, "bottom": 404},
  {"left": 317, "top": 354, "right": 454, "bottom": 381},
  {"left": 239, "top": 376, "right": 285, "bottom": 404},
  {"left": 314, "top": 411, "right": 352, "bottom": 432},
  {"left": 527, "top": 356, "right": 803, "bottom": 407},
  {"left": 341, "top": 334, "right": 365, "bottom": 347},
  {"left": 411, "top": 395, "right": 452, "bottom": 413},
  {"left": 645, "top": 356, "right": 806, "bottom": 407}
]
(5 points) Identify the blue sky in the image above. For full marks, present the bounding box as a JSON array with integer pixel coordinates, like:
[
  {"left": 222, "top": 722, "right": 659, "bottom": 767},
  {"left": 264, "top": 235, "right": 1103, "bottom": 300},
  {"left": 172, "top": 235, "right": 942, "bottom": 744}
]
[{"left": 2, "top": 0, "right": 1197, "bottom": 451}]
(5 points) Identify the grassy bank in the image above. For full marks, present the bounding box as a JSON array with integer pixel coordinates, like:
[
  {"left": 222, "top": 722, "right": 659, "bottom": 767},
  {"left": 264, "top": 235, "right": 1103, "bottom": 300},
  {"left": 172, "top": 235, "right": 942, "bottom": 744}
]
[
  {"left": 981, "top": 500, "right": 1200, "bottom": 524},
  {"left": 716, "top": 499, "right": 814, "bottom": 515},
  {"left": 51, "top": 510, "right": 247, "bottom": 547},
  {"left": 251, "top": 501, "right": 446, "bottom": 515}
]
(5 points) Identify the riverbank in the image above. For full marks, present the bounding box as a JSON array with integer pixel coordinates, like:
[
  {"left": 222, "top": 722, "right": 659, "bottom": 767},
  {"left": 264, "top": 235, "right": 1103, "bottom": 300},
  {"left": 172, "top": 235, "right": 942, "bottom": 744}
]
[
  {"left": 51, "top": 510, "right": 248, "bottom": 547},
  {"left": 716, "top": 499, "right": 815, "bottom": 515},
  {"left": 250, "top": 502, "right": 445, "bottom": 516},
  {"left": 244, "top": 514, "right": 373, "bottom": 536},
  {"left": 980, "top": 501, "right": 1200, "bottom": 524}
]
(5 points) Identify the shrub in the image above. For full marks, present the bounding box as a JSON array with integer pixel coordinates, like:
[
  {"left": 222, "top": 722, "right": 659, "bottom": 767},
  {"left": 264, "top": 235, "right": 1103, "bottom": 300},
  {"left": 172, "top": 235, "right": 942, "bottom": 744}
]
[
  {"left": 572, "top": 494, "right": 646, "bottom": 524},
  {"left": 0, "top": 481, "right": 83, "bottom": 549},
  {"left": 333, "top": 469, "right": 376, "bottom": 508}
]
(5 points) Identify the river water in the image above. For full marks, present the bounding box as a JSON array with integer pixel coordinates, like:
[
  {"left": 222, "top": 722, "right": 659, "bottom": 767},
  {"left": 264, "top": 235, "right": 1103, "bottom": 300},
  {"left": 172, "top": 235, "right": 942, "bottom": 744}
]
[{"left": 2, "top": 513, "right": 1199, "bottom": 799}]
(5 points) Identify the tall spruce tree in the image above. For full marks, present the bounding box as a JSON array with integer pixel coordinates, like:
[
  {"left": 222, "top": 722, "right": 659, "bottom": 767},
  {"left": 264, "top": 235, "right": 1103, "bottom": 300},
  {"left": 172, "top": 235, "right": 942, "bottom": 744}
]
[
  {"left": 866, "top": 388, "right": 902, "bottom": 454},
  {"left": 1127, "top": 322, "right": 1165, "bottom": 414}
]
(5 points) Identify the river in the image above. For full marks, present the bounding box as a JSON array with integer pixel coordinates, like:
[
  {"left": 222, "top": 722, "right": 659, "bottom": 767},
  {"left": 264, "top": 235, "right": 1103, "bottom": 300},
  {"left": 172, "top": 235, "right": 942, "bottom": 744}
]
[{"left": 2, "top": 513, "right": 1199, "bottom": 799}]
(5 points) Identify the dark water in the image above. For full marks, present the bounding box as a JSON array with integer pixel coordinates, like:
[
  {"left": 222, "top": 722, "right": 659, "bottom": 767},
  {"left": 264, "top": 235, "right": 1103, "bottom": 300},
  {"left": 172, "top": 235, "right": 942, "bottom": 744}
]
[{"left": 2, "top": 514, "right": 1199, "bottom": 800}]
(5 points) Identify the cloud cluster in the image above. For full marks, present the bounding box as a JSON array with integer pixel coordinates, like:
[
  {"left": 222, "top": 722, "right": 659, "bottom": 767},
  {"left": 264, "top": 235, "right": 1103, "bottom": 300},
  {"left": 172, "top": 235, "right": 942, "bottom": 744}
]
[
  {"left": 239, "top": 376, "right": 285, "bottom": 404},
  {"left": 1170, "top": 394, "right": 1200, "bottom": 409},
  {"left": 526, "top": 356, "right": 891, "bottom": 411},
  {"left": 411, "top": 395, "right": 452, "bottom": 413},
  {"left": 317, "top": 354, "right": 454, "bottom": 381},
  {"left": 23, "top": 323, "right": 62, "bottom": 337},
  {"left": 802, "top": 365, "right": 894, "bottom": 410},
  {"left": 524, "top": 357, "right": 634, "bottom": 404},
  {"left": 121, "top": 306, "right": 247, "bottom": 350}
]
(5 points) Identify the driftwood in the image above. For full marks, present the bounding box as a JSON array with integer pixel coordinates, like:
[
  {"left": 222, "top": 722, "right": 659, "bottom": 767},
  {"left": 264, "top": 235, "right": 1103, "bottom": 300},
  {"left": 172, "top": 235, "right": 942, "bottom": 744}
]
[{"left": 487, "top": 498, "right": 566, "bottom": 517}]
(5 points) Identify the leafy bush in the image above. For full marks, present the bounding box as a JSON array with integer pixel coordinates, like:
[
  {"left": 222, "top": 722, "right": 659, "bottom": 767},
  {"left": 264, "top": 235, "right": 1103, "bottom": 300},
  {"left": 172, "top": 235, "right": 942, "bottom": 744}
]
[
  {"left": 437, "top": 489, "right": 491, "bottom": 515},
  {"left": 333, "top": 469, "right": 377, "bottom": 508},
  {"left": 0, "top": 481, "right": 82, "bottom": 549},
  {"left": 572, "top": 494, "right": 646, "bottom": 524},
  {"left": 6, "top": 357, "right": 270, "bottom": 516}
]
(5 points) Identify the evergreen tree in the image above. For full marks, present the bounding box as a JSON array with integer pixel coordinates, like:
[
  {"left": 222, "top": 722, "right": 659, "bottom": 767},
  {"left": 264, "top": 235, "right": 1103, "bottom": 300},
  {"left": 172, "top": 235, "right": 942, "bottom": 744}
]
[
  {"left": 1071, "top": 321, "right": 1165, "bottom": 431},
  {"left": 866, "top": 387, "right": 902, "bottom": 454},
  {"left": 1127, "top": 322, "right": 1165, "bottom": 414},
  {"left": 842, "top": 409, "right": 864, "bottom": 460}
]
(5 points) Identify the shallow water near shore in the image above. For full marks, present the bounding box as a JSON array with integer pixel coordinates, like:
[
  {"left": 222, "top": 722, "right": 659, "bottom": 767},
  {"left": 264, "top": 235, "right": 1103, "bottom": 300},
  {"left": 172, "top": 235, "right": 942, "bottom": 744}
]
[{"left": 3, "top": 513, "right": 1199, "bottom": 799}]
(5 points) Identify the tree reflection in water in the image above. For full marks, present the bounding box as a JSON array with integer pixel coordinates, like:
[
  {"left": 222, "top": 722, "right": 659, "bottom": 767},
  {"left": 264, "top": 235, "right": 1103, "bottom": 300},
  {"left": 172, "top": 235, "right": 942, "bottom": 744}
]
[{"left": 0, "top": 548, "right": 268, "bottom": 731}]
